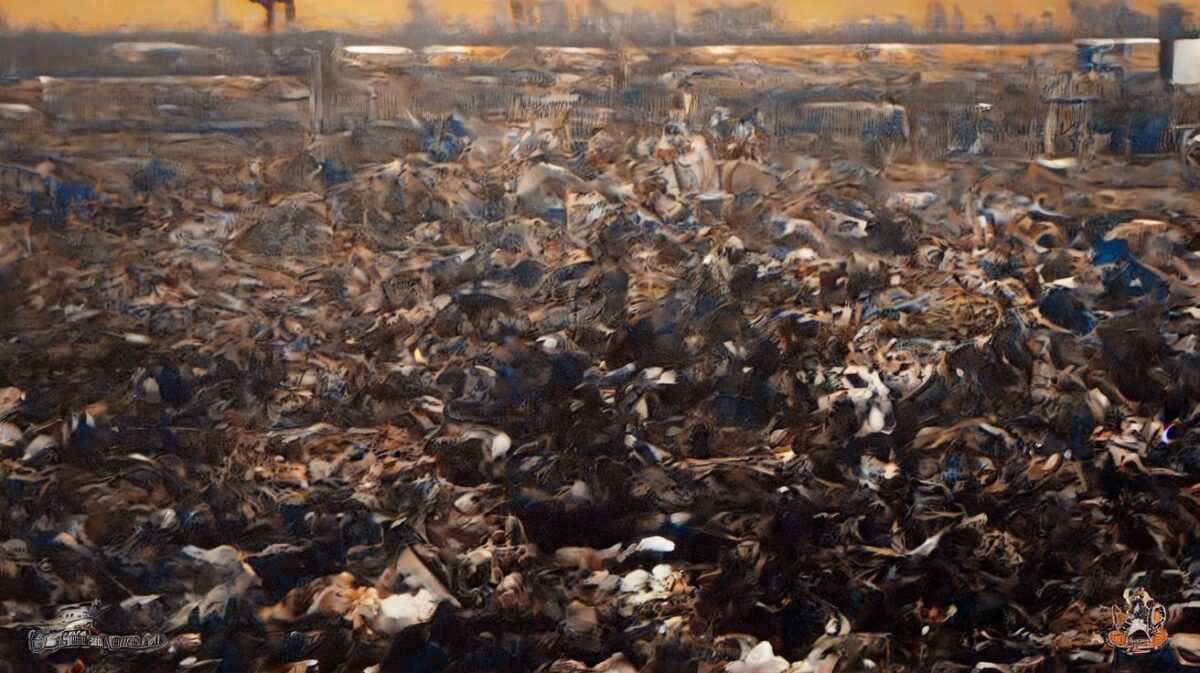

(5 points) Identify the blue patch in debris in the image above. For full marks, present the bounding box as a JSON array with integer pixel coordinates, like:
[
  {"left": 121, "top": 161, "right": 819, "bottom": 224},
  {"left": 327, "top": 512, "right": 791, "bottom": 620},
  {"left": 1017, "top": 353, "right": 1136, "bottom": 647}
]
[
  {"left": 1104, "top": 261, "right": 1170, "bottom": 300},
  {"left": 1038, "top": 288, "right": 1096, "bottom": 335},
  {"left": 426, "top": 135, "right": 464, "bottom": 162},
  {"left": 1091, "top": 238, "right": 1132, "bottom": 266},
  {"left": 290, "top": 335, "right": 312, "bottom": 352},
  {"left": 52, "top": 180, "right": 95, "bottom": 205},
  {"left": 133, "top": 159, "right": 176, "bottom": 192},
  {"left": 27, "top": 178, "right": 97, "bottom": 222},
  {"left": 864, "top": 108, "right": 909, "bottom": 140},
  {"left": 1128, "top": 114, "right": 1170, "bottom": 154},
  {"left": 943, "top": 452, "right": 965, "bottom": 486},
  {"left": 317, "top": 160, "right": 351, "bottom": 185},
  {"left": 447, "top": 116, "right": 470, "bottom": 138},
  {"left": 950, "top": 117, "right": 978, "bottom": 152}
]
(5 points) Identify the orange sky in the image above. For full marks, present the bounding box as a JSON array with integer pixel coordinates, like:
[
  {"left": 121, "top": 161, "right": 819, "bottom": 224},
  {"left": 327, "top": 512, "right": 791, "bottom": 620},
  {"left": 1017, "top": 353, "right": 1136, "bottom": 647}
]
[{"left": 0, "top": 0, "right": 1191, "bottom": 32}]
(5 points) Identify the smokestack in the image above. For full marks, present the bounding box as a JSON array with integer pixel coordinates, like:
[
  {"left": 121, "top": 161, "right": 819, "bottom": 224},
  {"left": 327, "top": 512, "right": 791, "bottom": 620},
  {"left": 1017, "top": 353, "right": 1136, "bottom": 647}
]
[{"left": 212, "top": 0, "right": 220, "bottom": 26}]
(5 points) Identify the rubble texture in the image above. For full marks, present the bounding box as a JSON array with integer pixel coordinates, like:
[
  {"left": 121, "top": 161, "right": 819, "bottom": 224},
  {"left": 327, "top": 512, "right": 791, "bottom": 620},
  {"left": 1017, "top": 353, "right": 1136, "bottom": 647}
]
[{"left": 1, "top": 43, "right": 1200, "bottom": 673}]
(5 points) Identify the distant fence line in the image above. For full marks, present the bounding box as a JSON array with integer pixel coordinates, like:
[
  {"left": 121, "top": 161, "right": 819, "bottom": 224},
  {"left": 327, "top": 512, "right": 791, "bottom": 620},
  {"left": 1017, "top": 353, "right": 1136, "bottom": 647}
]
[{"left": 4, "top": 44, "right": 1195, "bottom": 160}]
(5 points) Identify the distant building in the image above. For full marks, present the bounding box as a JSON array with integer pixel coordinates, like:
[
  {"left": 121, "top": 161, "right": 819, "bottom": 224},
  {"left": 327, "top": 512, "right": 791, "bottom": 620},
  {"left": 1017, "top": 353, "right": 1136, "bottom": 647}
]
[
  {"left": 408, "top": 0, "right": 433, "bottom": 29},
  {"left": 690, "top": 2, "right": 777, "bottom": 35},
  {"left": 575, "top": 7, "right": 675, "bottom": 35},
  {"left": 539, "top": 0, "right": 569, "bottom": 30},
  {"left": 508, "top": 0, "right": 535, "bottom": 28}
]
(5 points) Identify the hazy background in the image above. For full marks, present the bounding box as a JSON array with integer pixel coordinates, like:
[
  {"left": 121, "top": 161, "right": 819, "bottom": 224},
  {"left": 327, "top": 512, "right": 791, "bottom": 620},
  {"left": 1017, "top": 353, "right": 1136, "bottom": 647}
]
[{"left": 2, "top": 0, "right": 1195, "bottom": 33}]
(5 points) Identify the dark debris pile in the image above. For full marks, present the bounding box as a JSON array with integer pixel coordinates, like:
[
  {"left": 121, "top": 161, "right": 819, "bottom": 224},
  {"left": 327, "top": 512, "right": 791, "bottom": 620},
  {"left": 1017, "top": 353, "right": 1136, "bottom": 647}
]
[{"left": 1, "top": 116, "right": 1200, "bottom": 673}]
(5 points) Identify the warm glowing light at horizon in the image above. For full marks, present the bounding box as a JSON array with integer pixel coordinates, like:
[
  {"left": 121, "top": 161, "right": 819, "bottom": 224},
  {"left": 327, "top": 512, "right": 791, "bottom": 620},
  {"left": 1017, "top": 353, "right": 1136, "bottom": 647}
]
[{"left": 0, "top": 0, "right": 1194, "bottom": 33}]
